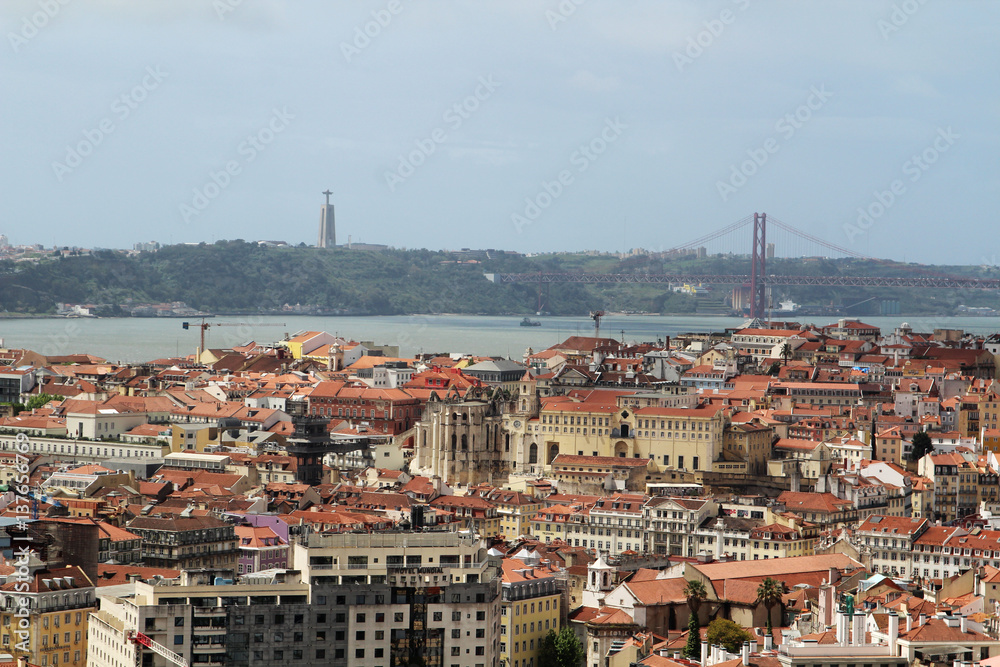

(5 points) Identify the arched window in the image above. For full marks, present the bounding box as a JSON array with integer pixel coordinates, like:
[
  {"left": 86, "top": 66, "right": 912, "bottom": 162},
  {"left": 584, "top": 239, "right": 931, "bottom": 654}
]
[
  {"left": 461, "top": 434, "right": 468, "bottom": 450},
  {"left": 529, "top": 443, "right": 538, "bottom": 464},
  {"left": 451, "top": 433, "right": 457, "bottom": 450}
]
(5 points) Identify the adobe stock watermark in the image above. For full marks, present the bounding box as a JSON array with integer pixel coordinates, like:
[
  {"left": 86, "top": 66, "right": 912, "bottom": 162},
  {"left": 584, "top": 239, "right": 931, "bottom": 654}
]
[
  {"left": 383, "top": 75, "right": 501, "bottom": 193},
  {"left": 178, "top": 107, "right": 294, "bottom": 223},
  {"left": 341, "top": 0, "right": 406, "bottom": 63},
  {"left": 673, "top": 0, "right": 750, "bottom": 72},
  {"left": 214, "top": 0, "right": 244, "bottom": 20},
  {"left": 716, "top": 84, "right": 833, "bottom": 202},
  {"left": 878, "top": 0, "right": 929, "bottom": 40},
  {"left": 51, "top": 66, "right": 168, "bottom": 183},
  {"left": 10, "top": 433, "right": 33, "bottom": 655},
  {"left": 511, "top": 117, "right": 627, "bottom": 234},
  {"left": 39, "top": 320, "right": 83, "bottom": 357},
  {"left": 546, "top": 0, "right": 587, "bottom": 30},
  {"left": 8, "top": 0, "right": 72, "bottom": 53},
  {"left": 843, "top": 127, "right": 958, "bottom": 243}
]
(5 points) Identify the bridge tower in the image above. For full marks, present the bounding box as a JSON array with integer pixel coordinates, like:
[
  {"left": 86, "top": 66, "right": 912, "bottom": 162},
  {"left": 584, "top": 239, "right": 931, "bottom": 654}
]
[{"left": 749, "top": 212, "right": 767, "bottom": 319}]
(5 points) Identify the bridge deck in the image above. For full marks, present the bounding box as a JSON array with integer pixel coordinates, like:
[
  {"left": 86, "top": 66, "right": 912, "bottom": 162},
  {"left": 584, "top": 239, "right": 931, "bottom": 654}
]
[{"left": 485, "top": 273, "right": 1000, "bottom": 289}]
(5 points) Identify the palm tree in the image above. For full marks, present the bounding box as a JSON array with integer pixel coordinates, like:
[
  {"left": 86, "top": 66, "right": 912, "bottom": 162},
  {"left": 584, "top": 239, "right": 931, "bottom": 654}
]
[
  {"left": 684, "top": 578, "right": 708, "bottom": 617},
  {"left": 779, "top": 342, "right": 792, "bottom": 366},
  {"left": 682, "top": 578, "right": 708, "bottom": 659},
  {"left": 756, "top": 577, "right": 785, "bottom": 640}
]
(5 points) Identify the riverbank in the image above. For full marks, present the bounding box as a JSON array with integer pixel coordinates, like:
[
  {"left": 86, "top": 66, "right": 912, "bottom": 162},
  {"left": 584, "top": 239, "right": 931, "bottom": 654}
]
[{"left": 2, "top": 314, "right": 999, "bottom": 364}]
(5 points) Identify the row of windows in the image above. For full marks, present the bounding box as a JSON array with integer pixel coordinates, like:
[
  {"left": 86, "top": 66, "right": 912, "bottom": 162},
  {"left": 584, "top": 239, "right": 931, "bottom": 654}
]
[
  {"left": 543, "top": 537, "right": 638, "bottom": 551},
  {"left": 502, "top": 638, "right": 537, "bottom": 654},
  {"left": 35, "top": 630, "right": 83, "bottom": 645},
  {"left": 538, "top": 524, "right": 641, "bottom": 540},
  {"left": 23, "top": 651, "right": 78, "bottom": 666},
  {"left": 501, "top": 617, "right": 555, "bottom": 635},
  {"left": 503, "top": 599, "right": 554, "bottom": 616},
  {"left": 542, "top": 415, "right": 609, "bottom": 426},
  {"left": 0, "top": 440, "right": 157, "bottom": 457}
]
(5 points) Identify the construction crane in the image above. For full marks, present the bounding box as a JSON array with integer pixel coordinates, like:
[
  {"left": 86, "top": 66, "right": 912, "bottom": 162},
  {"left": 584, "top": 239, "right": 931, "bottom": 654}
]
[
  {"left": 127, "top": 630, "right": 190, "bottom": 667},
  {"left": 589, "top": 310, "right": 605, "bottom": 338},
  {"left": 181, "top": 318, "right": 286, "bottom": 358}
]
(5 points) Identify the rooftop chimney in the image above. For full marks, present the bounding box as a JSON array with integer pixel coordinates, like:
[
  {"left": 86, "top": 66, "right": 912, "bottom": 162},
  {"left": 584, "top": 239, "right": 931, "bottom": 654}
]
[
  {"left": 750, "top": 639, "right": 758, "bottom": 654},
  {"left": 960, "top": 615, "right": 967, "bottom": 633},
  {"left": 764, "top": 634, "right": 773, "bottom": 651},
  {"left": 742, "top": 641, "right": 750, "bottom": 666},
  {"left": 852, "top": 611, "right": 865, "bottom": 646},
  {"left": 701, "top": 641, "right": 709, "bottom": 666},
  {"left": 919, "top": 613, "right": 927, "bottom": 626},
  {"left": 888, "top": 613, "right": 899, "bottom": 656},
  {"left": 836, "top": 612, "right": 848, "bottom": 645},
  {"left": 906, "top": 614, "right": 912, "bottom": 633}
]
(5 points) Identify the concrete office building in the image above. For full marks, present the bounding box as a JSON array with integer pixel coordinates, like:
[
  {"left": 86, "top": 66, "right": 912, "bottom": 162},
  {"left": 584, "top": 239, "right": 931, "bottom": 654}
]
[
  {"left": 91, "top": 530, "right": 503, "bottom": 667},
  {"left": 292, "top": 530, "right": 503, "bottom": 667}
]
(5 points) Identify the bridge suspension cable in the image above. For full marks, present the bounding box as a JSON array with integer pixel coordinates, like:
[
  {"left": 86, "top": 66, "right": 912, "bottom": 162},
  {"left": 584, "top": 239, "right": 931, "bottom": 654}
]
[
  {"left": 666, "top": 215, "right": 753, "bottom": 252},
  {"left": 767, "top": 217, "right": 871, "bottom": 260}
]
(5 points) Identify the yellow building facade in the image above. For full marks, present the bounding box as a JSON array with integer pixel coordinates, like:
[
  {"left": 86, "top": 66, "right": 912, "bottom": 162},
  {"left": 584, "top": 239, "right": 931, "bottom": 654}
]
[
  {"left": 1, "top": 564, "right": 95, "bottom": 667},
  {"left": 523, "top": 399, "right": 728, "bottom": 473},
  {"left": 500, "top": 559, "right": 562, "bottom": 667}
]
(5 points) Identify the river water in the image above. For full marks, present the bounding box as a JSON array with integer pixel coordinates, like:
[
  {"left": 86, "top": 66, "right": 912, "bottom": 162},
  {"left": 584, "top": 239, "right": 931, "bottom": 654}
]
[{"left": 1, "top": 315, "right": 999, "bottom": 363}]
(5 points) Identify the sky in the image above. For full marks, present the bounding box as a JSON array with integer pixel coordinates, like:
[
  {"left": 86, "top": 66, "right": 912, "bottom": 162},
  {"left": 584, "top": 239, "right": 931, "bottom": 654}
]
[{"left": 1, "top": 0, "right": 997, "bottom": 264}]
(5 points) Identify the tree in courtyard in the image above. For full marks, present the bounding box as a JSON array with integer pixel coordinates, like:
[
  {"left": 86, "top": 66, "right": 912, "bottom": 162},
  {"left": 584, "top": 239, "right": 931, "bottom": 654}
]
[
  {"left": 538, "top": 626, "right": 584, "bottom": 667},
  {"left": 683, "top": 578, "right": 708, "bottom": 659},
  {"left": 909, "top": 430, "right": 934, "bottom": 462},
  {"left": 706, "top": 618, "right": 754, "bottom": 654},
  {"left": 779, "top": 342, "right": 793, "bottom": 366},
  {"left": 756, "top": 577, "right": 785, "bottom": 640},
  {"left": 25, "top": 393, "right": 58, "bottom": 411}
]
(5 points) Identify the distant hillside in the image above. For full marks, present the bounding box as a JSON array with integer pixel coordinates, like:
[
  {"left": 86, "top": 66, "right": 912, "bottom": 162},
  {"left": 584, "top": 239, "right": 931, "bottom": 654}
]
[
  {"left": 1, "top": 241, "right": 998, "bottom": 316},
  {"left": 0, "top": 242, "right": 598, "bottom": 316}
]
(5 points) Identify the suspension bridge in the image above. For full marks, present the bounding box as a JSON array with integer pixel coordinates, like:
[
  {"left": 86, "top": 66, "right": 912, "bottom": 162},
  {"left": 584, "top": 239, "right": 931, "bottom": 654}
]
[{"left": 486, "top": 213, "right": 1000, "bottom": 319}]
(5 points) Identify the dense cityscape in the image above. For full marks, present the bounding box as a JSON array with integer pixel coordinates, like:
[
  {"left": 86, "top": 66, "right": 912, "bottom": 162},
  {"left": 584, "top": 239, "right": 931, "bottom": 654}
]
[
  {"left": 2, "top": 316, "right": 1000, "bottom": 666},
  {"left": 5, "top": 1, "right": 997, "bottom": 666}
]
